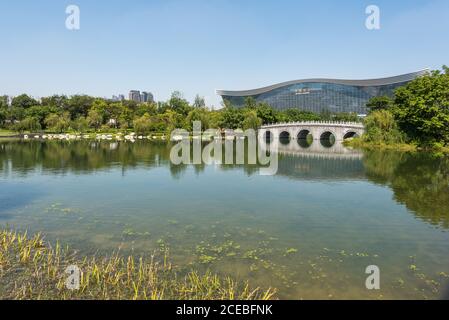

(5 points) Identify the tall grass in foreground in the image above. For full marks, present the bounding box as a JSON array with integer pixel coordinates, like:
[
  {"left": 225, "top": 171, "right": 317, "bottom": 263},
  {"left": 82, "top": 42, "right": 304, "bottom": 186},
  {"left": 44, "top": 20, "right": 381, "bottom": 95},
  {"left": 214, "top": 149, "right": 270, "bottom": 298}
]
[{"left": 0, "top": 230, "right": 276, "bottom": 300}]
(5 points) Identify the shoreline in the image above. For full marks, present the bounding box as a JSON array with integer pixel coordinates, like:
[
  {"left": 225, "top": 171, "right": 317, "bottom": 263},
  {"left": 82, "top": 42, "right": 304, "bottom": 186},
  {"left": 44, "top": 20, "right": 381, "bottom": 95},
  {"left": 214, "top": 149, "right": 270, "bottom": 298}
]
[
  {"left": 343, "top": 138, "right": 449, "bottom": 154},
  {"left": 3, "top": 133, "right": 449, "bottom": 154}
]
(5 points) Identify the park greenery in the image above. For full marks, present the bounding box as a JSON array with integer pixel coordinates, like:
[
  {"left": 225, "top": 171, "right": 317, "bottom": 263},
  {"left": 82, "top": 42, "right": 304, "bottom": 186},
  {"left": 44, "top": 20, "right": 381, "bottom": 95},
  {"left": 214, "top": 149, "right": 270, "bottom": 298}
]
[
  {"left": 351, "top": 66, "right": 449, "bottom": 151},
  {"left": 0, "top": 91, "right": 358, "bottom": 135},
  {"left": 2, "top": 66, "right": 448, "bottom": 150}
]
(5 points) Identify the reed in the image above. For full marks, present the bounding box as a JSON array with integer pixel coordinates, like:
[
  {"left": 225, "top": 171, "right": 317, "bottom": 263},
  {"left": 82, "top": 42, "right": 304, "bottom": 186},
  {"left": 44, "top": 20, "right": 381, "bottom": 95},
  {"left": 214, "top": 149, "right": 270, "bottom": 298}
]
[{"left": 0, "top": 229, "right": 276, "bottom": 300}]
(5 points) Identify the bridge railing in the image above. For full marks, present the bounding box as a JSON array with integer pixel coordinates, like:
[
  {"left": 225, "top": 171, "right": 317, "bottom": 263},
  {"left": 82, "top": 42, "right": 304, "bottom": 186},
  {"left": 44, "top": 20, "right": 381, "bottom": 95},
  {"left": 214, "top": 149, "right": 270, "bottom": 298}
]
[{"left": 261, "top": 121, "right": 364, "bottom": 128}]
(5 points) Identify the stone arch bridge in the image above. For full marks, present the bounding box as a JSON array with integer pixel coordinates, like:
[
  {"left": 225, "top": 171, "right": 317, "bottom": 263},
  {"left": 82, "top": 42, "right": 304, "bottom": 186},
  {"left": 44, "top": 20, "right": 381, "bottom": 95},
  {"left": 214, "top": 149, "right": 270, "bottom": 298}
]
[{"left": 259, "top": 121, "right": 365, "bottom": 142}]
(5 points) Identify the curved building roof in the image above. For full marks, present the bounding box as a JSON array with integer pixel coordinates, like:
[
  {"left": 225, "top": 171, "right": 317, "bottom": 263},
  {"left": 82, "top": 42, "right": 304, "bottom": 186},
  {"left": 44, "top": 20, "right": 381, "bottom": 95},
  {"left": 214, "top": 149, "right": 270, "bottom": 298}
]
[{"left": 216, "top": 69, "right": 429, "bottom": 97}]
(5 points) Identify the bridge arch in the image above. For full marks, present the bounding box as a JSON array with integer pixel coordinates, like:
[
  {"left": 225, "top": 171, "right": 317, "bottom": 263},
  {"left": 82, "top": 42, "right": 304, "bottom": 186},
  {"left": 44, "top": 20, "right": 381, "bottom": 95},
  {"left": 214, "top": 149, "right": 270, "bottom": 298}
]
[
  {"left": 296, "top": 129, "right": 313, "bottom": 148},
  {"left": 297, "top": 138, "right": 312, "bottom": 148},
  {"left": 343, "top": 131, "right": 359, "bottom": 140},
  {"left": 279, "top": 131, "right": 291, "bottom": 141},
  {"left": 263, "top": 130, "right": 273, "bottom": 142},
  {"left": 258, "top": 121, "right": 365, "bottom": 143},
  {"left": 297, "top": 129, "right": 312, "bottom": 140},
  {"left": 320, "top": 131, "right": 336, "bottom": 148},
  {"left": 320, "top": 131, "right": 336, "bottom": 141}
]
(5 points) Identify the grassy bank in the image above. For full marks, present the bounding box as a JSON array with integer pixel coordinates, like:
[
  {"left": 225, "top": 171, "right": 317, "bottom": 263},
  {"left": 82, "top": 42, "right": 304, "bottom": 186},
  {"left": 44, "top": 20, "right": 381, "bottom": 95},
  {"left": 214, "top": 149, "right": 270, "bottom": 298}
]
[
  {"left": 0, "top": 129, "right": 17, "bottom": 137},
  {"left": 345, "top": 138, "right": 449, "bottom": 154},
  {"left": 0, "top": 229, "right": 276, "bottom": 300},
  {"left": 343, "top": 138, "right": 417, "bottom": 152}
]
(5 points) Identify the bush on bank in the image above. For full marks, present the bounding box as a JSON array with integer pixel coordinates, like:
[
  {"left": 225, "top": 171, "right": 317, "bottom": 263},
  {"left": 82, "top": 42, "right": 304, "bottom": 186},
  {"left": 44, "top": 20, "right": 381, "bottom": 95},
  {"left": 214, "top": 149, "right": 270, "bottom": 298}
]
[{"left": 350, "top": 66, "right": 449, "bottom": 151}]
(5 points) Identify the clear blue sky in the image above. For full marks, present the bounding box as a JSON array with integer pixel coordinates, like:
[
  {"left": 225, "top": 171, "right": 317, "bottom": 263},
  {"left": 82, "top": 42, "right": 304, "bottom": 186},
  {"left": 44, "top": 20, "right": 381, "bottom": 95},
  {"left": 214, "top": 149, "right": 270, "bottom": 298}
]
[{"left": 1, "top": 0, "right": 448, "bottom": 107}]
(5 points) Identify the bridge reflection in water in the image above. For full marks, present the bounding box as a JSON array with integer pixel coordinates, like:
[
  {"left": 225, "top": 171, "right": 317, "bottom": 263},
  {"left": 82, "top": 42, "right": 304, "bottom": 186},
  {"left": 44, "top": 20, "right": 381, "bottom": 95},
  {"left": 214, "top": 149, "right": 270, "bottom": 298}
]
[{"left": 259, "top": 136, "right": 365, "bottom": 181}]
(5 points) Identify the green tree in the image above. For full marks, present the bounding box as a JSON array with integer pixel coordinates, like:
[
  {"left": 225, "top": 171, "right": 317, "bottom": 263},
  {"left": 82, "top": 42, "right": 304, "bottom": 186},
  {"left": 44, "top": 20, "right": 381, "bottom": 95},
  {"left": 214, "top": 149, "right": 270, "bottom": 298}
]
[
  {"left": 7, "top": 107, "right": 25, "bottom": 122},
  {"left": 168, "top": 91, "right": 191, "bottom": 116},
  {"left": 0, "top": 108, "right": 6, "bottom": 126},
  {"left": 186, "top": 108, "right": 210, "bottom": 131},
  {"left": 41, "top": 95, "right": 68, "bottom": 110},
  {"left": 319, "top": 109, "right": 332, "bottom": 121},
  {"left": 86, "top": 109, "right": 103, "bottom": 130},
  {"left": 208, "top": 111, "right": 222, "bottom": 129},
  {"left": 0, "top": 96, "right": 8, "bottom": 126},
  {"left": 104, "top": 102, "right": 126, "bottom": 128},
  {"left": 219, "top": 107, "right": 244, "bottom": 129},
  {"left": 333, "top": 112, "right": 360, "bottom": 122},
  {"left": 193, "top": 94, "right": 206, "bottom": 108},
  {"left": 44, "top": 113, "right": 71, "bottom": 133},
  {"left": 71, "top": 116, "right": 89, "bottom": 133},
  {"left": 158, "top": 110, "right": 184, "bottom": 133},
  {"left": 244, "top": 97, "right": 257, "bottom": 110},
  {"left": 363, "top": 110, "right": 404, "bottom": 144},
  {"left": 119, "top": 106, "right": 134, "bottom": 130},
  {"left": 14, "top": 117, "right": 41, "bottom": 133},
  {"left": 366, "top": 96, "right": 393, "bottom": 113},
  {"left": 0, "top": 95, "right": 8, "bottom": 109},
  {"left": 133, "top": 113, "right": 152, "bottom": 135},
  {"left": 282, "top": 108, "right": 321, "bottom": 122},
  {"left": 242, "top": 110, "right": 262, "bottom": 130},
  {"left": 25, "top": 105, "right": 58, "bottom": 128},
  {"left": 135, "top": 102, "right": 157, "bottom": 118},
  {"left": 393, "top": 67, "right": 449, "bottom": 146},
  {"left": 255, "top": 103, "right": 278, "bottom": 124},
  {"left": 11, "top": 94, "right": 39, "bottom": 109},
  {"left": 65, "top": 95, "right": 95, "bottom": 118}
]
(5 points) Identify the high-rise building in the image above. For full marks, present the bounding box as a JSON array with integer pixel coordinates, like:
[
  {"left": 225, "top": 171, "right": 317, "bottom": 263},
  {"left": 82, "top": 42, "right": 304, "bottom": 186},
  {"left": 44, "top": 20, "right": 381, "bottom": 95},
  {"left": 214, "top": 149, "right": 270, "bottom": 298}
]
[
  {"left": 0, "top": 95, "right": 12, "bottom": 107},
  {"left": 140, "top": 92, "right": 148, "bottom": 103},
  {"left": 140, "top": 91, "right": 154, "bottom": 103},
  {"left": 111, "top": 94, "right": 125, "bottom": 101},
  {"left": 129, "top": 90, "right": 141, "bottom": 102}
]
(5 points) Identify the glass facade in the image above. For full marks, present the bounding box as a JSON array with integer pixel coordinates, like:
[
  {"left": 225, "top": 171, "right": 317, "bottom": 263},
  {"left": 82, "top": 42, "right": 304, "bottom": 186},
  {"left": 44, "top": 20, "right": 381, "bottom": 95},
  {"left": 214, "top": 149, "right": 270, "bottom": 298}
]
[
  {"left": 221, "top": 81, "right": 411, "bottom": 114},
  {"left": 219, "top": 71, "right": 432, "bottom": 114}
]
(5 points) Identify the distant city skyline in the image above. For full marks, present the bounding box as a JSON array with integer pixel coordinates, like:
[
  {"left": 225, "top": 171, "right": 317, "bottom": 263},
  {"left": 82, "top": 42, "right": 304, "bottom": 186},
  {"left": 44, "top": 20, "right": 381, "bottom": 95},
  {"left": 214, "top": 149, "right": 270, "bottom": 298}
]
[
  {"left": 1, "top": 0, "right": 448, "bottom": 108},
  {"left": 128, "top": 90, "right": 154, "bottom": 103}
]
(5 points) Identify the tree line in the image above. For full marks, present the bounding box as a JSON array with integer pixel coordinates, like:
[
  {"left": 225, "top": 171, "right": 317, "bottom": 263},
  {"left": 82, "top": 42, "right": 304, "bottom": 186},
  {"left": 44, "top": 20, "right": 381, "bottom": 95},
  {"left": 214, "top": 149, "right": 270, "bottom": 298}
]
[
  {"left": 362, "top": 66, "right": 449, "bottom": 148},
  {"left": 0, "top": 91, "right": 359, "bottom": 135}
]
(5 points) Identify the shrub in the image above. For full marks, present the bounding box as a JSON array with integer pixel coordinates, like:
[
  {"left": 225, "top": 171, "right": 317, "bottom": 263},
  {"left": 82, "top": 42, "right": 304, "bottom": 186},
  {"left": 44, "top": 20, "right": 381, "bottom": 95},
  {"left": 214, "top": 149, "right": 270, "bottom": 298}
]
[
  {"left": 363, "top": 110, "right": 405, "bottom": 144},
  {"left": 133, "top": 114, "right": 152, "bottom": 135},
  {"left": 14, "top": 117, "right": 41, "bottom": 133}
]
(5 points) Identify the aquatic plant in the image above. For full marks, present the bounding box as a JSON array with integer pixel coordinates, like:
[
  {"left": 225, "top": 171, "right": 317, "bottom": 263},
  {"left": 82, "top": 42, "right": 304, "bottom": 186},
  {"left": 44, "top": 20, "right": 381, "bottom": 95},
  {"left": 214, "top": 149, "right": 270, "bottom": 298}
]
[
  {"left": 0, "top": 229, "right": 276, "bottom": 300},
  {"left": 284, "top": 248, "right": 298, "bottom": 256}
]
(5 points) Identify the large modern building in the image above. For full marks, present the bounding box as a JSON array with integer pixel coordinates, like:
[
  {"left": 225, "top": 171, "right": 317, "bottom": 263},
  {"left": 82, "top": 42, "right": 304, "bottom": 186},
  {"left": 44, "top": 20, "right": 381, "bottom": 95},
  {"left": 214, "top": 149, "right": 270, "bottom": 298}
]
[{"left": 216, "top": 70, "right": 428, "bottom": 114}]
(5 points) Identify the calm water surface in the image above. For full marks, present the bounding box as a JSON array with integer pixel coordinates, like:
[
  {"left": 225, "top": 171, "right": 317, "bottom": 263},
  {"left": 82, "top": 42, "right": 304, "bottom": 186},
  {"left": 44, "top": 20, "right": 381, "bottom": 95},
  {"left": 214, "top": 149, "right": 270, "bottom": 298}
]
[{"left": 1, "top": 139, "right": 449, "bottom": 299}]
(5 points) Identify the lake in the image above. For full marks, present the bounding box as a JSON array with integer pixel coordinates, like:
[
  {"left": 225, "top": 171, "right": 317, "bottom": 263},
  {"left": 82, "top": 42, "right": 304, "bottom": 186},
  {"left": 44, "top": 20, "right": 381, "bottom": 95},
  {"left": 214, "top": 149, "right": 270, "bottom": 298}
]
[{"left": 1, "top": 138, "right": 448, "bottom": 299}]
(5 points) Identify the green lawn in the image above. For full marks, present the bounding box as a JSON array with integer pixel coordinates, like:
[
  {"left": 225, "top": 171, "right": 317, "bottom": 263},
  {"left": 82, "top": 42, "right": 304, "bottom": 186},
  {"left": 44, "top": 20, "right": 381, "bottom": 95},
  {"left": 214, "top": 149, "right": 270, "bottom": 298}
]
[{"left": 0, "top": 129, "right": 17, "bottom": 137}]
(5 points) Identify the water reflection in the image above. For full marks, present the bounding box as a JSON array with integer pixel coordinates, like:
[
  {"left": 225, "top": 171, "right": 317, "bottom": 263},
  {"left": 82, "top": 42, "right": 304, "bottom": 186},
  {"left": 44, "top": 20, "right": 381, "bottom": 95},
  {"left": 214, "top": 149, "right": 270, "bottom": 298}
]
[
  {"left": 1, "top": 138, "right": 449, "bottom": 299},
  {"left": 1, "top": 139, "right": 449, "bottom": 229},
  {"left": 363, "top": 150, "right": 449, "bottom": 229}
]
